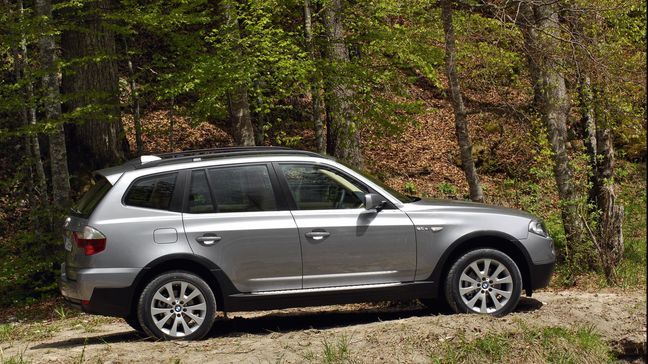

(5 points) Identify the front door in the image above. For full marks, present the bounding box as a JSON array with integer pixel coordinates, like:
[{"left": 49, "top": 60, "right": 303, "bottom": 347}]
[
  {"left": 277, "top": 163, "right": 416, "bottom": 289},
  {"left": 182, "top": 164, "right": 302, "bottom": 293}
]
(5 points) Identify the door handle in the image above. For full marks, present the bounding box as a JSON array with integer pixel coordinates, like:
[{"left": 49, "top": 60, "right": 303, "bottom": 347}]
[
  {"left": 196, "top": 234, "right": 221, "bottom": 246},
  {"left": 305, "top": 230, "right": 330, "bottom": 240}
]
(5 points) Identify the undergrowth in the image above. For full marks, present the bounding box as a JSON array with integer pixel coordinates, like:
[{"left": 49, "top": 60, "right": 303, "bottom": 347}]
[{"left": 429, "top": 325, "right": 613, "bottom": 364}]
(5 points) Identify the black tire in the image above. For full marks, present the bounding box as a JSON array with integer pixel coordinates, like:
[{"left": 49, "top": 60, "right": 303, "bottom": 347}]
[
  {"left": 444, "top": 248, "right": 522, "bottom": 317},
  {"left": 137, "top": 271, "right": 216, "bottom": 340}
]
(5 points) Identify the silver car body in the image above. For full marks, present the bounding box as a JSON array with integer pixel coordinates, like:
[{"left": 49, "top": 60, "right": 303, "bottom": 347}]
[{"left": 59, "top": 151, "right": 555, "bottom": 316}]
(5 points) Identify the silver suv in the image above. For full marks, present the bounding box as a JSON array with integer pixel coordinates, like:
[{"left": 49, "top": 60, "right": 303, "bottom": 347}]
[{"left": 59, "top": 147, "right": 555, "bottom": 340}]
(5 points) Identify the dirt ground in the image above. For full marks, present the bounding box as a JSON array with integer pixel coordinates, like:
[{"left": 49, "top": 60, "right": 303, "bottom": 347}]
[{"left": 1, "top": 290, "right": 645, "bottom": 363}]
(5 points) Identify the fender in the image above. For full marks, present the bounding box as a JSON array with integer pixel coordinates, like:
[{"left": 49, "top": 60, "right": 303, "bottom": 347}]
[{"left": 426, "top": 230, "right": 533, "bottom": 292}]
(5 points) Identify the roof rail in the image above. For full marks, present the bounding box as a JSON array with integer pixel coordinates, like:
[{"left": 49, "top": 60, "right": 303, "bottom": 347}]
[{"left": 134, "top": 146, "right": 324, "bottom": 169}]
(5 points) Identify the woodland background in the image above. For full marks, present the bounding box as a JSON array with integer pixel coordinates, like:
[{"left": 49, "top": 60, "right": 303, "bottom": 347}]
[{"left": 0, "top": 0, "right": 645, "bottom": 308}]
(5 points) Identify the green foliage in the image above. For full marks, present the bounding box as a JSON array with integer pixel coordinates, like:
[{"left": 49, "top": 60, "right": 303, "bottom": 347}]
[
  {"left": 403, "top": 181, "right": 417, "bottom": 195},
  {"left": 436, "top": 181, "right": 457, "bottom": 197},
  {"left": 431, "top": 325, "right": 612, "bottom": 364}
]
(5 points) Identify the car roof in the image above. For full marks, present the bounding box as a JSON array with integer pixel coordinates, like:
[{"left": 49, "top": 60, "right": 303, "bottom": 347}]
[{"left": 95, "top": 147, "right": 331, "bottom": 184}]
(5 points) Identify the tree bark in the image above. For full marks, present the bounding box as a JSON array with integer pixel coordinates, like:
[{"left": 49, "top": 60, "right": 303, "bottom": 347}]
[
  {"left": 305, "top": 0, "right": 326, "bottom": 154},
  {"left": 520, "top": 0, "right": 583, "bottom": 248},
  {"left": 441, "top": 0, "right": 484, "bottom": 202},
  {"left": 222, "top": 0, "right": 255, "bottom": 146},
  {"left": 591, "top": 88, "right": 624, "bottom": 282},
  {"left": 124, "top": 38, "right": 143, "bottom": 156},
  {"left": 323, "top": 0, "right": 362, "bottom": 167},
  {"left": 518, "top": 6, "right": 543, "bottom": 110},
  {"left": 61, "top": 0, "right": 128, "bottom": 168},
  {"left": 35, "top": 0, "right": 71, "bottom": 206},
  {"left": 8, "top": 0, "right": 49, "bottom": 201}
]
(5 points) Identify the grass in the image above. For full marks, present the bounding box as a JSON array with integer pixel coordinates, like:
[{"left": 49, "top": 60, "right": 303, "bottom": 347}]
[
  {"left": 302, "top": 335, "right": 353, "bottom": 363},
  {"left": 322, "top": 335, "right": 351, "bottom": 364},
  {"left": 0, "top": 312, "right": 115, "bottom": 344},
  {"left": 614, "top": 162, "right": 647, "bottom": 288},
  {"left": 429, "top": 325, "right": 613, "bottom": 364}
]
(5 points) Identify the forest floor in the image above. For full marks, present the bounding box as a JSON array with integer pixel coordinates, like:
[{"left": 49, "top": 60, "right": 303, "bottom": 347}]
[{"left": 0, "top": 289, "right": 645, "bottom": 363}]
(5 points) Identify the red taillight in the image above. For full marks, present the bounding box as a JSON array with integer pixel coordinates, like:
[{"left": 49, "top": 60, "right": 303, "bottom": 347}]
[{"left": 73, "top": 226, "right": 107, "bottom": 256}]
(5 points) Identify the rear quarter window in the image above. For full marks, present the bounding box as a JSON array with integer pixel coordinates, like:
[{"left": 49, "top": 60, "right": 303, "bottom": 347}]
[
  {"left": 124, "top": 173, "right": 178, "bottom": 210},
  {"left": 71, "top": 176, "right": 112, "bottom": 218}
]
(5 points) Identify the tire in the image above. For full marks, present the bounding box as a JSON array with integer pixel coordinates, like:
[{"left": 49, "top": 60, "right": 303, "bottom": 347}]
[
  {"left": 444, "top": 249, "right": 522, "bottom": 317},
  {"left": 137, "top": 271, "right": 216, "bottom": 340}
]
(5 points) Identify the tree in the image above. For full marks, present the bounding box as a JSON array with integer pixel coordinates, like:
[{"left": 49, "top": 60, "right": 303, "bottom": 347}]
[
  {"left": 304, "top": 0, "right": 326, "bottom": 154},
  {"left": 441, "top": 0, "right": 484, "bottom": 202},
  {"left": 222, "top": 0, "right": 255, "bottom": 146},
  {"left": 61, "top": 0, "right": 129, "bottom": 168},
  {"left": 35, "top": 0, "right": 71, "bottom": 206},
  {"left": 323, "top": 0, "right": 362, "bottom": 167},
  {"left": 518, "top": 0, "right": 584, "bottom": 249}
]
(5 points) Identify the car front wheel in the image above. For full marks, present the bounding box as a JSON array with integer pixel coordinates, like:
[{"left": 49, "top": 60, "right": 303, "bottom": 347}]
[
  {"left": 137, "top": 271, "right": 216, "bottom": 340},
  {"left": 445, "top": 248, "right": 522, "bottom": 317}
]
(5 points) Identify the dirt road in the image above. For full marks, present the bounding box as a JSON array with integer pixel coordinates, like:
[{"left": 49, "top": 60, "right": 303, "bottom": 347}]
[{"left": 1, "top": 290, "right": 645, "bottom": 363}]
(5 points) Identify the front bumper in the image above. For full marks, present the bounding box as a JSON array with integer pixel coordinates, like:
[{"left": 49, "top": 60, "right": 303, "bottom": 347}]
[
  {"left": 528, "top": 261, "right": 555, "bottom": 291},
  {"left": 59, "top": 263, "right": 141, "bottom": 318}
]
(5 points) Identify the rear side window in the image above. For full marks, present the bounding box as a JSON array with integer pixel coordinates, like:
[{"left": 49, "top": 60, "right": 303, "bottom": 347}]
[
  {"left": 206, "top": 165, "right": 277, "bottom": 213},
  {"left": 71, "top": 177, "right": 112, "bottom": 218},
  {"left": 188, "top": 170, "right": 214, "bottom": 213},
  {"left": 124, "top": 173, "right": 178, "bottom": 210}
]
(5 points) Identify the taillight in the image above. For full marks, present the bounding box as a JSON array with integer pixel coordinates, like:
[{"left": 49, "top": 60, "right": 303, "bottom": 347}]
[{"left": 73, "top": 226, "right": 107, "bottom": 256}]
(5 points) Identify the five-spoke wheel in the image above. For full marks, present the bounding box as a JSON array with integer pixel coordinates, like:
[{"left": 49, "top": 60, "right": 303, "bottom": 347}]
[
  {"left": 445, "top": 249, "right": 522, "bottom": 316},
  {"left": 137, "top": 271, "right": 216, "bottom": 340}
]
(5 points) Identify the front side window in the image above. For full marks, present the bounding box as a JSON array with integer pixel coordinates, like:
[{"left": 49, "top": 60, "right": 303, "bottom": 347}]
[
  {"left": 207, "top": 165, "right": 277, "bottom": 213},
  {"left": 280, "top": 164, "right": 367, "bottom": 210},
  {"left": 124, "top": 173, "right": 177, "bottom": 210}
]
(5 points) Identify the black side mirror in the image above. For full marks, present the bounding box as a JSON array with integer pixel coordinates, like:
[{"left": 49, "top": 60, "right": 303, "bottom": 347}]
[{"left": 364, "top": 193, "right": 386, "bottom": 212}]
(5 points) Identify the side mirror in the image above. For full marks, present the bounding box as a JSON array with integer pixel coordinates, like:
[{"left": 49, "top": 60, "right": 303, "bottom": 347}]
[{"left": 364, "top": 193, "right": 386, "bottom": 212}]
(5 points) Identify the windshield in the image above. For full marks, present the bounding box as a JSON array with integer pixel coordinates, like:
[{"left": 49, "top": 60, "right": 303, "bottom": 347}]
[
  {"left": 70, "top": 176, "right": 112, "bottom": 218},
  {"left": 338, "top": 160, "right": 420, "bottom": 203}
]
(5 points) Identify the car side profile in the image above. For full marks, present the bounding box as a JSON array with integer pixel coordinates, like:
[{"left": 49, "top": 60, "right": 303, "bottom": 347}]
[{"left": 59, "top": 147, "right": 555, "bottom": 340}]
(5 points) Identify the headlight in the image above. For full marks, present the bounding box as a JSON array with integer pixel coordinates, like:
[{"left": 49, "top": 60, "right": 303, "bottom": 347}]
[{"left": 529, "top": 220, "right": 548, "bottom": 237}]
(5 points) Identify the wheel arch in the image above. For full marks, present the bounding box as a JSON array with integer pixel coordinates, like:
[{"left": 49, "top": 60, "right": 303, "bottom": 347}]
[
  {"left": 429, "top": 231, "right": 533, "bottom": 297},
  {"left": 129, "top": 254, "right": 236, "bottom": 316}
]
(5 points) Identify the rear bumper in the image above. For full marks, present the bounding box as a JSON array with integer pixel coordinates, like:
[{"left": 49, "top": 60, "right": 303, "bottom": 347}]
[{"left": 59, "top": 263, "right": 141, "bottom": 318}]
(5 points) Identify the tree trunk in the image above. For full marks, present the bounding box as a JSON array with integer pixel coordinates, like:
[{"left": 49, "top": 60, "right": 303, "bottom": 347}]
[
  {"left": 521, "top": 1, "right": 583, "bottom": 249},
  {"left": 518, "top": 6, "right": 543, "bottom": 110},
  {"left": 8, "top": 0, "right": 49, "bottom": 201},
  {"left": 305, "top": 0, "right": 326, "bottom": 154},
  {"left": 222, "top": 0, "right": 255, "bottom": 146},
  {"left": 124, "top": 39, "right": 143, "bottom": 156},
  {"left": 323, "top": 0, "right": 362, "bottom": 167},
  {"left": 592, "top": 89, "right": 624, "bottom": 283},
  {"left": 441, "top": 0, "right": 483, "bottom": 202},
  {"left": 35, "top": 0, "right": 71, "bottom": 207},
  {"left": 61, "top": 0, "right": 128, "bottom": 168}
]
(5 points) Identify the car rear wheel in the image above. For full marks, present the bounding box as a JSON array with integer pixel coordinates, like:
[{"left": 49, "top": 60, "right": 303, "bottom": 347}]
[
  {"left": 445, "top": 248, "right": 522, "bottom": 317},
  {"left": 137, "top": 271, "right": 216, "bottom": 340}
]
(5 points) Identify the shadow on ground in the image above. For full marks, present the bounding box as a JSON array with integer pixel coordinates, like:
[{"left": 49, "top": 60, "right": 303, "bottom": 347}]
[{"left": 32, "top": 297, "right": 543, "bottom": 349}]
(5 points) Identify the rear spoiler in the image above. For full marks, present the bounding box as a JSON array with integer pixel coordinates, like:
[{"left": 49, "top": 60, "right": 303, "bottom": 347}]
[{"left": 94, "top": 156, "right": 162, "bottom": 185}]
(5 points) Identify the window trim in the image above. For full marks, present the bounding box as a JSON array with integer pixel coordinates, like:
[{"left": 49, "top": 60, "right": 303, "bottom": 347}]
[
  {"left": 121, "top": 171, "right": 183, "bottom": 212},
  {"left": 182, "top": 162, "right": 287, "bottom": 214},
  {"left": 273, "top": 162, "right": 396, "bottom": 211}
]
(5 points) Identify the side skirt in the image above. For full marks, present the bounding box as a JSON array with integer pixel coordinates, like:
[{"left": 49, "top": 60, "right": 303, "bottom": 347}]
[{"left": 222, "top": 281, "right": 438, "bottom": 312}]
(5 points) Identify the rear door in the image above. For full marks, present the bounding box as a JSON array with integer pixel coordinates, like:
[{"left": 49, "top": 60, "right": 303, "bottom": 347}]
[
  {"left": 182, "top": 164, "right": 302, "bottom": 293},
  {"left": 276, "top": 163, "right": 416, "bottom": 289}
]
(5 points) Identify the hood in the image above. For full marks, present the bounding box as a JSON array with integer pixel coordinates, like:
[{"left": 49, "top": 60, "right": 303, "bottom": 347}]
[{"left": 402, "top": 198, "right": 535, "bottom": 220}]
